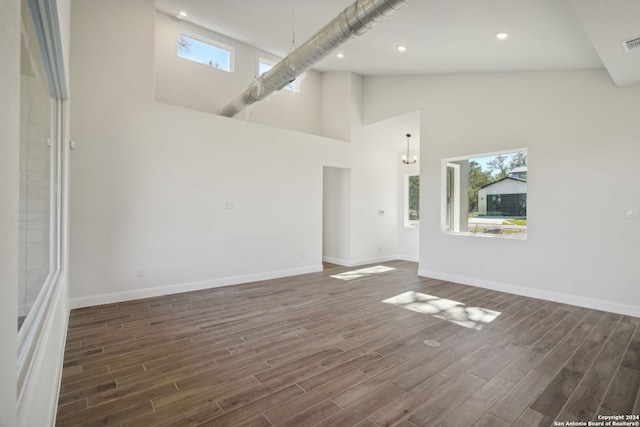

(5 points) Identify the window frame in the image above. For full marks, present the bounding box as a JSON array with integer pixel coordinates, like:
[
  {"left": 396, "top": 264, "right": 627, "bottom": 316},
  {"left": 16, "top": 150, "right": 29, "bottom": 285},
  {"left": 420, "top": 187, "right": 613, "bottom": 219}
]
[
  {"left": 17, "top": 0, "right": 67, "bottom": 400},
  {"left": 441, "top": 148, "right": 528, "bottom": 239},
  {"left": 444, "top": 163, "right": 460, "bottom": 232},
  {"left": 177, "top": 31, "right": 235, "bottom": 73}
]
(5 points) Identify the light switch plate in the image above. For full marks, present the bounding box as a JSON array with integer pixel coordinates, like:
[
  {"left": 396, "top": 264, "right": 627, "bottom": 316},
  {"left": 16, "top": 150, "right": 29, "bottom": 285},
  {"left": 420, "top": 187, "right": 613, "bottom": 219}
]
[{"left": 626, "top": 209, "right": 640, "bottom": 219}]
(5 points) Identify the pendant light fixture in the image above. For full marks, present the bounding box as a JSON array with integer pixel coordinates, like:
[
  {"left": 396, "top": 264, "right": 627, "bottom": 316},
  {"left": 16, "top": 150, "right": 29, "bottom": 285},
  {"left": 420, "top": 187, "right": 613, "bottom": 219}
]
[{"left": 402, "top": 133, "right": 417, "bottom": 164}]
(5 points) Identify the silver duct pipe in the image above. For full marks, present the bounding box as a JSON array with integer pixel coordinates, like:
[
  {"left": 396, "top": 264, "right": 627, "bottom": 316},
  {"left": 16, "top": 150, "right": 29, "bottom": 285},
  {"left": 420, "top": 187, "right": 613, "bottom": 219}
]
[{"left": 219, "top": 0, "right": 411, "bottom": 117}]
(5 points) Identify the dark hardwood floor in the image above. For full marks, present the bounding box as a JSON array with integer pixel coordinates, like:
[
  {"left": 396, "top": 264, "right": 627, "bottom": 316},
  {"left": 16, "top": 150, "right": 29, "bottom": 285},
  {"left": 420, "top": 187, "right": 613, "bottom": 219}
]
[{"left": 56, "top": 261, "right": 640, "bottom": 426}]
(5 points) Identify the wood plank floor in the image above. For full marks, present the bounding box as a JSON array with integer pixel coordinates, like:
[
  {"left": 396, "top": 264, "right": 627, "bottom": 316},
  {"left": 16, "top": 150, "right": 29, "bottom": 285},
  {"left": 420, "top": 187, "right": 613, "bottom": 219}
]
[{"left": 56, "top": 261, "right": 640, "bottom": 426}]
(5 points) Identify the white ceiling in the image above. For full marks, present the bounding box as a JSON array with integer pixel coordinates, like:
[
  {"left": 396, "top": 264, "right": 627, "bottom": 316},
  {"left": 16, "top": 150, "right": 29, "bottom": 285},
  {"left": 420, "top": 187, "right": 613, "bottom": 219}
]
[
  {"left": 155, "top": 0, "right": 640, "bottom": 85},
  {"left": 569, "top": 0, "right": 640, "bottom": 88}
]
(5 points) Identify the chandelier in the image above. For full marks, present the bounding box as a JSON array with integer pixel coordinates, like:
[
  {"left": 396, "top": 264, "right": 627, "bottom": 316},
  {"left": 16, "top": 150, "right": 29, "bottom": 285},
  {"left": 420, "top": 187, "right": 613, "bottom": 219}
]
[{"left": 402, "top": 133, "right": 417, "bottom": 164}]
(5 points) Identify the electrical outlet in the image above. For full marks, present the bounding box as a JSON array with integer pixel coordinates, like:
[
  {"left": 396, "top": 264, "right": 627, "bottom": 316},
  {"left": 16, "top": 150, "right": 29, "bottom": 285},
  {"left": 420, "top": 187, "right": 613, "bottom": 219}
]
[
  {"left": 137, "top": 267, "right": 145, "bottom": 277},
  {"left": 224, "top": 201, "right": 234, "bottom": 209},
  {"left": 378, "top": 209, "right": 385, "bottom": 216}
]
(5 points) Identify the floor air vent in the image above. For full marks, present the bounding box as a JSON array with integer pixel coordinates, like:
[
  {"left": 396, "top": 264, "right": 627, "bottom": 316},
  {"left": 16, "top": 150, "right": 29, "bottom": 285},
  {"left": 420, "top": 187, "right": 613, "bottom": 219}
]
[{"left": 622, "top": 36, "right": 640, "bottom": 52}]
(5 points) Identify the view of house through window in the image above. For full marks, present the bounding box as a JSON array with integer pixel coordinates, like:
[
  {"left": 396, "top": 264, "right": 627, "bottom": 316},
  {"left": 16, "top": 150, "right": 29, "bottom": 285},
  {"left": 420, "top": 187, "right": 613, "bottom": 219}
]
[
  {"left": 406, "top": 175, "right": 420, "bottom": 227},
  {"left": 442, "top": 149, "right": 527, "bottom": 237},
  {"left": 178, "top": 33, "right": 233, "bottom": 72}
]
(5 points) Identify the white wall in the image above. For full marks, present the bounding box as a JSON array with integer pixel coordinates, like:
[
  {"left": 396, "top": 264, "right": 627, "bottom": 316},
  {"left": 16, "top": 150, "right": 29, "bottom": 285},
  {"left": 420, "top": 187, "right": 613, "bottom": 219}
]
[
  {"left": 321, "top": 72, "right": 353, "bottom": 142},
  {"left": 347, "top": 148, "right": 400, "bottom": 265},
  {"left": 347, "top": 75, "right": 400, "bottom": 265},
  {"left": 364, "top": 71, "right": 640, "bottom": 316},
  {"left": 70, "top": 0, "right": 356, "bottom": 306},
  {"left": 0, "top": 0, "right": 20, "bottom": 424},
  {"left": 323, "top": 167, "right": 351, "bottom": 263},
  {"left": 363, "top": 112, "right": 421, "bottom": 263},
  {"left": 68, "top": 103, "right": 350, "bottom": 305},
  {"left": 70, "top": 0, "right": 411, "bottom": 305},
  {"left": 154, "top": 11, "right": 324, "bottom": 138}
]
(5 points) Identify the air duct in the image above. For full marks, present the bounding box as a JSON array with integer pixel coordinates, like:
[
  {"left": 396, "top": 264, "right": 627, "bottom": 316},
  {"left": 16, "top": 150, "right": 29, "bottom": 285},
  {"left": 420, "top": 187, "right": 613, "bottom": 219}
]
[{"left": 219, "top": 0, "right": 411, "bottom": 117}]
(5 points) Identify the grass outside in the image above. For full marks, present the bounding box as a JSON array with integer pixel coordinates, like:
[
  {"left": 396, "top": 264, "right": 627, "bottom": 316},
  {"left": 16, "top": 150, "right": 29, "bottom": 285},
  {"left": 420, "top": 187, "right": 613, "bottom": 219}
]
[
  {"left": 502, "top": 219, "right": 527, "bottom": 226},
  {"left": 466, "top": 216, "right": 527, "bottom": 236}
]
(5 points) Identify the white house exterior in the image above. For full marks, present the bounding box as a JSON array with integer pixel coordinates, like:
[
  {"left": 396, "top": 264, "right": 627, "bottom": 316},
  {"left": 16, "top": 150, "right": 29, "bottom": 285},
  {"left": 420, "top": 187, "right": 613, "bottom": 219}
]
[{"left": 478, "top": 177, "right": 528, "bottom": 216}]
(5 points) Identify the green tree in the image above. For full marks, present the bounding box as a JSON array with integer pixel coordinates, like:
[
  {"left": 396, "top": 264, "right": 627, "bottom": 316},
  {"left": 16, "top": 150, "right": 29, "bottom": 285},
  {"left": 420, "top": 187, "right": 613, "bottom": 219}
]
[
  {"left": 468, "top": 160, "right": 492, "bottom": 213},
  {"left": 408, "top": 175, "right": 419, "bottom": 220},
  {"left": 486, "top": 154, "right": 510, "bottom": 180},
  {"left": 509, "top": 152, "right": 527, "bottom": 170}
]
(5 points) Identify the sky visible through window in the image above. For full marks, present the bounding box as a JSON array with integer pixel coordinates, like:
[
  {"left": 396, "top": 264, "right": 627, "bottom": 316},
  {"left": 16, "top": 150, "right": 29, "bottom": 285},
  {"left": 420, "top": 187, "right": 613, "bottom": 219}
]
[
  {"left": 469, "top": 151, "right": 526, "bottom": 174},
  {"left": 473, "top": 154, "right": 503, "bottom": 171},
  {"left": 258, "top": 61, "right": 272, "bottom": 76},
  {"left": 259, "top": 60, "right": 297, "bottom": 92},
  {"left": 178, "top": 34, "right": 231, "bottom": 71}
]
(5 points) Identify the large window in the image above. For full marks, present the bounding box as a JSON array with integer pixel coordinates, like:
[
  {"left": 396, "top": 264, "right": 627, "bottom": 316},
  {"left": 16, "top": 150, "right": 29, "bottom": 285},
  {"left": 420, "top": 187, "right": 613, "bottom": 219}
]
[
  {"left": 18, "top": 0, "right": 61, "bottom": 330},
  {"left": 442, "top": 149, "right": 527, "bottom": 237},
  {"left": 405, "top": 175, "right": 420, "bottom": 227},
  {"left": 18, "top": 0, "right": 66, "bottom": 398},
  {"left": 178, "top": 33, "right": 233, "bottom": 72}
]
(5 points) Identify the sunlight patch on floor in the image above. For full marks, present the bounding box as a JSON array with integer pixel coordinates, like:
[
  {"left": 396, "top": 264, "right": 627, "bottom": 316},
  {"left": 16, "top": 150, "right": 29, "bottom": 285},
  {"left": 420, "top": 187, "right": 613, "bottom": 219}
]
[
  {"left": 382, "top": 291, "right": 501, "bottom": 330},
  {"left": 331, "top": 265, "right": 396, "bottom": 281}
]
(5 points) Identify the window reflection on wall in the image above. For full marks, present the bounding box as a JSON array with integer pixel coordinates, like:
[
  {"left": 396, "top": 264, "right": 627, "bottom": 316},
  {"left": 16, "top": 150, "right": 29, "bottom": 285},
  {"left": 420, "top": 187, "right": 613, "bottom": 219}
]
[{"left": 18, "top": 0, "right": 55, "bottom": 330}]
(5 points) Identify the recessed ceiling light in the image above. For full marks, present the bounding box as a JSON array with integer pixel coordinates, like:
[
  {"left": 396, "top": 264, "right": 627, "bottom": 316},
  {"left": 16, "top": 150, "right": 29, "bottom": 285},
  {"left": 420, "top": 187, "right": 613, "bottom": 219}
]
[
  {"left": 177, "top": 10, "right": 188, "bottom": 19},
  {"left": 397, "top": 45, "right": 407, "bottom": 52},
  {"left": 495, "top": 32, "right": 509, "bottom": 40},
  {"left": 336, "top": 52, "right": 344, "bottom": 59}
]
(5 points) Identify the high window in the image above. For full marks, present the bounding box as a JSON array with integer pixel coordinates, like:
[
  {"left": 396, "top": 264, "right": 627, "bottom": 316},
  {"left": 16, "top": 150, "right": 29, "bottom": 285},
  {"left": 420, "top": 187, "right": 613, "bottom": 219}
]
[
  {"left": 442, "top": 149, "right": 527, "bottom": 237},
  {"left": 178, "top": 33, "right": 233, "bottom": 72},
  {"left": 258, "top": 58, "right": 299, "bottom": 92}
]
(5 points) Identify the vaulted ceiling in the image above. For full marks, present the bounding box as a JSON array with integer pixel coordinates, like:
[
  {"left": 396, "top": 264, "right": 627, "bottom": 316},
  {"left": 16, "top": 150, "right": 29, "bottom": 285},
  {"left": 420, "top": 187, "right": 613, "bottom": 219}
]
[{"left": 155, "top": 0, "right": 640, "bottom": 87}]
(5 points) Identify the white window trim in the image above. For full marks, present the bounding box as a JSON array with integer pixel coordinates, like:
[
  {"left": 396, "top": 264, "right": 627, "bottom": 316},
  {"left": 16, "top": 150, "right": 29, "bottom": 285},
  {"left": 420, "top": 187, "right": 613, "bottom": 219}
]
[
  {"left": 178, "top": 31, "right": 235, "bottom": 73},
  {"left": 442, "top": 162, "right": 460, "bottom": 232},
  {"left": 17, "top": 0, "right": 68, "bottom": 411},
  {"left": 441, "top": 148, "right": 528, "bottom": 240}
]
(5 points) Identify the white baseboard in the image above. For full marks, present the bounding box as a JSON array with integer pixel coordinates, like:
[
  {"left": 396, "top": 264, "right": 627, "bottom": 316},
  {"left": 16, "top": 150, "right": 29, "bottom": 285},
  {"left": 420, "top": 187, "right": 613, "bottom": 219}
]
[
  {"left": 418, "top": 269, "right": 640, "bottom": 318},
  {"left": 70, "top": 265, "right": 323, "bottom": 309},
  {"left": 322, "top": 256, "right": 351, "bottom": 266},
  {"left": 397, "top": 255, "right": 419, "bottom": 263},
  {"left": 323, "top": 255, "right": 399, "bottom": 268}
]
